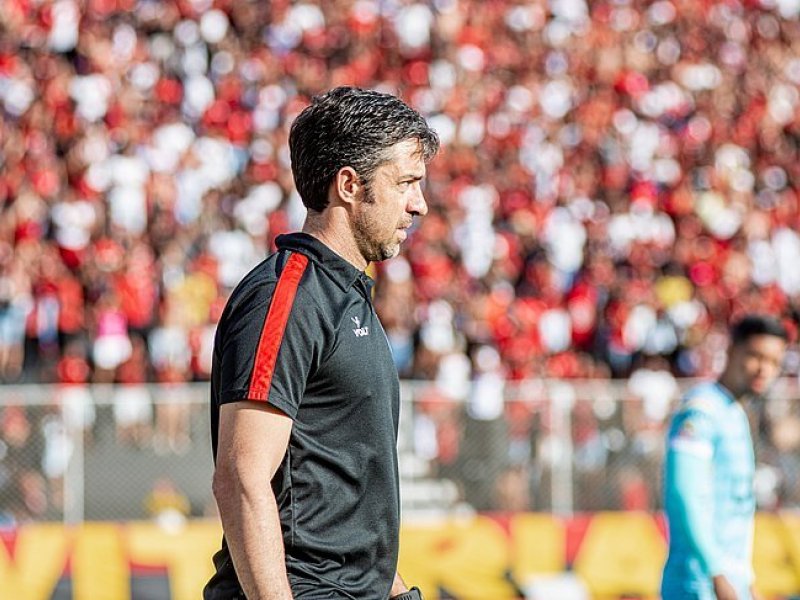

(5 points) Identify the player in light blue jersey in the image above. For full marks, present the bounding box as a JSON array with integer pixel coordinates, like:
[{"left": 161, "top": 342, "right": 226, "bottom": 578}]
[{"left": 662, "top": 315, "right": 789, "bottom": 600}]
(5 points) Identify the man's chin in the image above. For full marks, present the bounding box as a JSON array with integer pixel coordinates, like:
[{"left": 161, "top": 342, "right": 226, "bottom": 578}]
[
  {"left": 378, "top": 244, "right": 401, "bottom": 261},
  {"left": 365, "top": 245, "right": 400, "bottom": 263},
  {"left": 748, "top": 382, "right": 771, "bottom": 398}
]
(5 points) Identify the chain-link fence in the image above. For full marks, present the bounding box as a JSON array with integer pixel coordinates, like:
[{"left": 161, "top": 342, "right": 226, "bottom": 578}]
[
  {"left": 400, "top": 377, "right": 800, "bottom": 516},
  {"left": 1, "top": 378, "right": 799, "bottom": 523},
  {"left": 0, "top": 383, "right": 214, "bottom": 524}
]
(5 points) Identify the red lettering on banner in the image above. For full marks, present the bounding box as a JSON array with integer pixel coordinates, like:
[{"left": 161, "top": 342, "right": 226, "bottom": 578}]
[
  {"left": 0, "top": 530, "right": 16, "bottom": 561},
  {"left": 564, "top": 514, "right": 593, "bottom": 567}
]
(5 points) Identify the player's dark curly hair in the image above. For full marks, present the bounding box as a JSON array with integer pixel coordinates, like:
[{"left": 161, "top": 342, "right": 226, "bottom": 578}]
[
  {"left": 731, "top": 314, "right": 789, "bottom": 345},
  {"left": 289, "top": 87, "right": 440, "bottom": 212}
]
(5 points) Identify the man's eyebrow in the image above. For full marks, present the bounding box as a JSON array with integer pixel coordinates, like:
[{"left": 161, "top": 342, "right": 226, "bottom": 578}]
[{"left": 398, "top": 172, "right": 425, "bottom": 180}]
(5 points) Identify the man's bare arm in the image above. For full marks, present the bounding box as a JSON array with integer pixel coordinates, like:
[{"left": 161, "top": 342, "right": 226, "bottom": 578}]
[
  {"left": 213, "top": 401, "right": 294, "bottom": 600},
  {"left": 390, "top": 572, "right": 408, "bottom": 596}
]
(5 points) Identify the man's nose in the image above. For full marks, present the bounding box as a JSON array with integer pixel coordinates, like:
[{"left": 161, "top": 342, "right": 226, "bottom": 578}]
[
  {"left": 758, "top": 358, "right": 777, "bottom": 378},
  {"left": 409, "top": 184, "right": 428, "bottom": 216}
]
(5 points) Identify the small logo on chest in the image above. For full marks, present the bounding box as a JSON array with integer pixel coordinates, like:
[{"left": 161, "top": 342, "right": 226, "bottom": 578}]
[{"left": 351, "top": 316, "right": 370, "bottom": 337}]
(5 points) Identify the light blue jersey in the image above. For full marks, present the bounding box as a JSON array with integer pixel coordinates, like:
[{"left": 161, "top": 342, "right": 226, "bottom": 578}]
[{"left": 661, "top": 382, "right": 755, "bottom": 600}]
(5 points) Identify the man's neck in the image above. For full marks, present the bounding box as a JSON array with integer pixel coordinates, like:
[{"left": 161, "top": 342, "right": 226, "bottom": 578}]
[
  {"left": 302, "top": 210, "right": 368, "bottom": 271},
  {"left": 716, "top": 374, "right": 744, "bottom": 402}
]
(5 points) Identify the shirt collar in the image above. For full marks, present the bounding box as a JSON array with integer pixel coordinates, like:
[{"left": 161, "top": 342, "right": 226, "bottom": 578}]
[
  {"left": 275, "top": 232, "right": 373, "bottom": 293},
  {"left": 713, "top": 381, "right": 737, "bottom": 404}
]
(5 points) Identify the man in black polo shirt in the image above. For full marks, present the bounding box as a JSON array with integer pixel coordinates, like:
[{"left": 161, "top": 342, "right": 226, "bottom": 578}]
[{"left": 204, "top": 87, "right": 439, "bottom": 600}]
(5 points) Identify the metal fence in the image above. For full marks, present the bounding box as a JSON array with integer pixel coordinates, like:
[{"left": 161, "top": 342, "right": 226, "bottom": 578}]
[{"left": 1, "top": 378, "right": 799, "bottom": 524}]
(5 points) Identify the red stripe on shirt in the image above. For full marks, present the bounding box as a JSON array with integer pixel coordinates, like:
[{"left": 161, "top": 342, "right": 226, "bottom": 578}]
[{"left": 248, "top": 252, "right": 309, "bottom": 400}]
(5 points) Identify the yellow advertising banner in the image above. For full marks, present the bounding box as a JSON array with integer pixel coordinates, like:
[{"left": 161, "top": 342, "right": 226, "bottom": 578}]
[{"left": 1, "top": 513, "right": 800, "bottom": 599}]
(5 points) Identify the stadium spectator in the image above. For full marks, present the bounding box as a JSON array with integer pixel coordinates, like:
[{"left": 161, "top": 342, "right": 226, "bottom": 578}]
[
  {"left": 112, "top": 334, "right": 154, "bottom": 449},
  {"left": 143, "top": 476, "right": 191, "bottom": 532},
  {"left": 0, "top": 406, "right": 47, "bottom": 521},
  {"left": 56, "top": 338, "right": 96, "bottom": 444},
  {"left": 0, "top": 258, "right": 32, "bottom": 381}
]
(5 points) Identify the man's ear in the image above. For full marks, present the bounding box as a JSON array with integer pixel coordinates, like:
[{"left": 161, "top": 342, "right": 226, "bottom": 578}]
[{"left": 333, "top": 166, "right": 362, "bottom": 206}]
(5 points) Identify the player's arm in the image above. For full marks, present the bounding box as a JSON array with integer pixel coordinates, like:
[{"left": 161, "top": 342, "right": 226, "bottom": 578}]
[
  {"left": 213, "top": 401, "right": 294, "bottom": 600},
  {"left": 712, "top": 575, "right": 738, "bottom": 600},
  {"left": 391, "top": 572, "right": 408, "bottom": 595},
  {"left": 665, "top": 407, "right": 725, "bottom": 581},
  {"left": 213, "top": 263, "right": 325, "bottom": 599}
]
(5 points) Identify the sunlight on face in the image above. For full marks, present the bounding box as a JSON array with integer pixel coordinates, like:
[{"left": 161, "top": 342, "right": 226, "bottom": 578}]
[
  {"left": 728, "top": 334, "right": 787, "bottom": 397},
  {"left": 352, "top": 139, "right": 428, "bottom": 263}
]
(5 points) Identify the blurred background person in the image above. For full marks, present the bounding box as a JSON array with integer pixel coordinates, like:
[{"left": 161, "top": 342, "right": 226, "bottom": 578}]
[{"left": 662, "top": 315, "right": 789, "bottom": 600}]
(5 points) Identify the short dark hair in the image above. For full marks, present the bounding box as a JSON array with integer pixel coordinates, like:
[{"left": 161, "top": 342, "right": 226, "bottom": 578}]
[
  {"left": 731, "top": 314, "right": 789, "bottom": 345},
  {"left": 289, "top": 87, "right": 440, "bottom": 212}
]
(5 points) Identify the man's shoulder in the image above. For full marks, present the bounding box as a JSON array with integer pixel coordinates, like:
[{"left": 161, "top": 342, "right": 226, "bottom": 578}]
[
  {"left": 221, "top": 250, "right": 342, "bottom": 331},
  {"left": 666, "top": 383, "right": 724, "bottom": 450},
  {"left": 666, "top": 383, "right": 725, "bottom": 434},
  {"left": 223, "top": 253, "right": 282, "bottom": 310},
  {"left": 680, "top": 382, "right": 728, "bottom": 416}
]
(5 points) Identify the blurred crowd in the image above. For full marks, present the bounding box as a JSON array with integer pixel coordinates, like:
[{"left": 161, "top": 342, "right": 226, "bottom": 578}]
[
  {"left": 2, "top": 0, "right": 800, "bottom": 517},
  {"left": 2, "top": 0, "right": 800, "bottom": 386}
]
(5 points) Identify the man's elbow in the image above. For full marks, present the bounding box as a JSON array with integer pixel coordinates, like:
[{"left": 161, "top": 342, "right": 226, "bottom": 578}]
[
  {"left": 213, "top": 463, "right": 275, "bottom": 512},
  {"left": 212, "top": 464, "right": 240, "bottom": 511}
]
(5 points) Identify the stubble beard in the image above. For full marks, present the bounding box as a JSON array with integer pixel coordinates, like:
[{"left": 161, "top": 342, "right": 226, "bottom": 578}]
[{"left": 353, "top": 184, "right": 401, "bottom": 263}]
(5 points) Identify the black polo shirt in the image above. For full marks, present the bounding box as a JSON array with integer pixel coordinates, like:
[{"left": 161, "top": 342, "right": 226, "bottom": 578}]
[{"left": 205, "top": 233, "right": 401, "bottom": 600}]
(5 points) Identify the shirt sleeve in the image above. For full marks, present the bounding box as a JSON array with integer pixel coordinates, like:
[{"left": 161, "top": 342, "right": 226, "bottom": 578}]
[
  {"left": 215, "top": 254, "right": 326, "bottom": 419},
  {"left": 665, "top": 403, "right": 723, "bottom": 577}
]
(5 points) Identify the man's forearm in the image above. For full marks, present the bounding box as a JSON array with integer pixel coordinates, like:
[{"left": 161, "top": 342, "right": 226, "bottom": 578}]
[
  {"left": 390, "top": 573, "right": 426, "bottom": 599},
  {"left": 216, "top": 477, "right": 293, "bottom": 600},
  {"left": 390, "top": 572, "right": 408, "bottom": 596}
]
